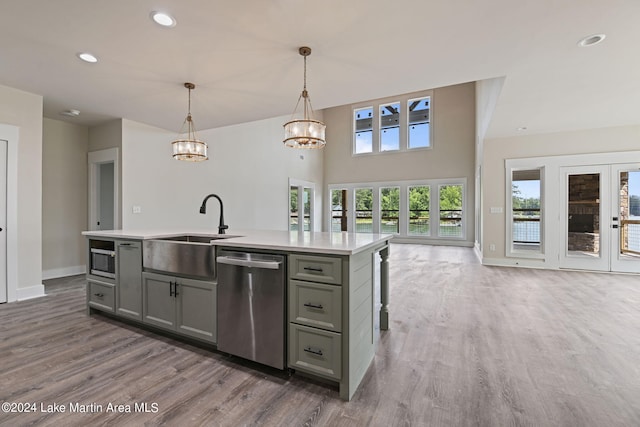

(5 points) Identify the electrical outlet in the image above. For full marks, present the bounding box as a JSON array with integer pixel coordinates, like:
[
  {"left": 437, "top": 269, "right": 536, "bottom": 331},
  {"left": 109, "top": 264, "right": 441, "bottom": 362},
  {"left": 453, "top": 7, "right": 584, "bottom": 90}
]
[
  {"left": 132, "top": 206, "right": 141, "bottom": 214},
  {"left": 489, "top": 243, "right": 496, "bottom": 251}
]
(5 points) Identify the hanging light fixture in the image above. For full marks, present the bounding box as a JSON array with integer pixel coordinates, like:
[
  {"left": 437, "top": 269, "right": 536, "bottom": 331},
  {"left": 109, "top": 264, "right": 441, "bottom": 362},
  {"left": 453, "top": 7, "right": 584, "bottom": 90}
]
[
  {"left": 172, "top": 82, "right": 208, "bottom": 161},
  {"left": 283, "top": 46, "right": 326, "bottom": 149}
]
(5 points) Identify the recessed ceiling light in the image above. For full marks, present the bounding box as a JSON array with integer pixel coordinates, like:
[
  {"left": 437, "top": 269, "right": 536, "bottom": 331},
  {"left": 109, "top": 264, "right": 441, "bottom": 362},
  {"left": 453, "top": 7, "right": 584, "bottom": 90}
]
[
  {"left": 150, "top": 11, "right": 176, "bottom": 27},
  {"left": 60, "top": 109, "right": 80, "bottom": 117},
  {"left": 517, "top": 126, "right": 527, "bottom": 131},
  {"left": 578, "top": 34, "right": 606, "bottom": 47},
  {"left": 77, "top": 52, "right": 98, "bottom": 63}
]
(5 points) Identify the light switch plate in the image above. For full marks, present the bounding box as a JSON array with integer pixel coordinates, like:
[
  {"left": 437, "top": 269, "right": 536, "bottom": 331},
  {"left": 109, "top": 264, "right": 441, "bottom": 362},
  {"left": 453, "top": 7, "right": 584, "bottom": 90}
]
[{"left": 490, "top": 207, "right": 503, "bottom": 214}]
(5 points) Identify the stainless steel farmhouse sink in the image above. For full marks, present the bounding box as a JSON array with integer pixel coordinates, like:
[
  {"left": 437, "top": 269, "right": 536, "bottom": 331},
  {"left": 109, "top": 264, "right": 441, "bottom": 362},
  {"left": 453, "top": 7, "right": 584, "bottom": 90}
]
[{"left": 143, "top": 234, "right": 235, "bottom": 278}]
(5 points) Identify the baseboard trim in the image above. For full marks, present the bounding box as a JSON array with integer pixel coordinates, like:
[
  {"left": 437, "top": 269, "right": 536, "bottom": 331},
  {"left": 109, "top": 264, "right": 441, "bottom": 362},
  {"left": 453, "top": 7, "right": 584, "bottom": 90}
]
[
  {"left": 17, "top": 284, "right": 46, "bottom": 301},
  {"left": 42, "top": 265, "right": 86, "bottom": 280},
  {"left": 481, "top": 257, "right": 547, "bottom": 269}
]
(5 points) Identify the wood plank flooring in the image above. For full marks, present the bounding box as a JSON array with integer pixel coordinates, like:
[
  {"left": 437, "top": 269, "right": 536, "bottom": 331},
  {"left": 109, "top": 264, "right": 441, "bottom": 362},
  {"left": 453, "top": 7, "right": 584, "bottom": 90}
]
[{"left": 1, "top": 244, "right": 640, "bottom": 426}]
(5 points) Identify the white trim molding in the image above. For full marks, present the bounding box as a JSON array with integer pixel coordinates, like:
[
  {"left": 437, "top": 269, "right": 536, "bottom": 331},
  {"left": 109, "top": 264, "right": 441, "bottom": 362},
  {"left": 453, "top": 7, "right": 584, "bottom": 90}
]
[{"left": 16, "top": 284, "right": 45, "bottom": 301}]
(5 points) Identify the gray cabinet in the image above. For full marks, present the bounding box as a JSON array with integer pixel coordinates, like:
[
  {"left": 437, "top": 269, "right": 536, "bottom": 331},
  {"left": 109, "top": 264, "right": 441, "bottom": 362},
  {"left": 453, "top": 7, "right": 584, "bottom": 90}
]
[
  {"left": 87, "top": 280, "right": 115, "bottom": 313},
  {"left": 116, "top": 240, "right": 142, "bottom": 320},
  {"left": 288, "top": 254, "right": 343, "bottom": 380},
  {"left": 142, "top": 272, "right": 216, "bottom": 343}
]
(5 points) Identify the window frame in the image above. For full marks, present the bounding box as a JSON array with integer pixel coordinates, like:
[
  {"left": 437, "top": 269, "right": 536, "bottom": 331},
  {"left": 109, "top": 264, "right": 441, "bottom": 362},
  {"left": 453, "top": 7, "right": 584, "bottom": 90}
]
[
  {"left": 351, "top": 90, "right": 434, "bottom": 157},
  {"left": 327, "top": 178, "right": 466, "bottom": 243}
]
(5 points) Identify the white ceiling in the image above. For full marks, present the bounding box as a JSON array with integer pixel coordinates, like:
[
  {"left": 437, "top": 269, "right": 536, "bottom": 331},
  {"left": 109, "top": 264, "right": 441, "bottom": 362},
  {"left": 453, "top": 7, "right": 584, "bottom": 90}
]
[{"left": 1, "top": 0, "right": 638, "bottom": 139}]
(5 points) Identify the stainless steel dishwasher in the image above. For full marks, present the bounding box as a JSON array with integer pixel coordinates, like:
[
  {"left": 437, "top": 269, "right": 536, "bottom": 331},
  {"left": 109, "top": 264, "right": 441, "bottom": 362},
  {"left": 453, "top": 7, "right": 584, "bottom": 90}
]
[{"left": 216, "top": 249, "right": 285, "bottom": 369}]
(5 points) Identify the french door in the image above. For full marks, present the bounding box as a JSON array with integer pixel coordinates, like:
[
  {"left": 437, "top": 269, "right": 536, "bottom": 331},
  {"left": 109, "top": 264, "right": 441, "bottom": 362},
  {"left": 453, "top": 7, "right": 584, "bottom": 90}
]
[{"left": 560, "top": 164, "right": 640, "bottom": 273}]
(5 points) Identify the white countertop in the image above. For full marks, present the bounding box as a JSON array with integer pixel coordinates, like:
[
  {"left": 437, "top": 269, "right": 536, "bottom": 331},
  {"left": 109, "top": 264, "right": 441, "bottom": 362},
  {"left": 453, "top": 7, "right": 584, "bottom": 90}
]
[{"left": 82, "top": 229, "right": 393, "bottom": 255}]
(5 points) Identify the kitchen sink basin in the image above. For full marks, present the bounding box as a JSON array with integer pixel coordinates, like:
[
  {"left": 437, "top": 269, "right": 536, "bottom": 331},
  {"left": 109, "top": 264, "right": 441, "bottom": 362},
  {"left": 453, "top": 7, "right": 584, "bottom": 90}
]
[
  {"left": 143, "top": 234, "right": 235, "bottom": 278},
  {"left": 155, "top": 235, "right": 230, "bottom": 244}
]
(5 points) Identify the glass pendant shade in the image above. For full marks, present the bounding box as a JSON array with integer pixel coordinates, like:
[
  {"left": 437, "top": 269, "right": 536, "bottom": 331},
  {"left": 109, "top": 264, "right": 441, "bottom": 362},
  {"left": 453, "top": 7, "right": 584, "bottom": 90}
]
[
  {"left": 172, "top": 83, "right": 208, "bottom": 161},
  {"left": 284, "top": 47, "right": 326, "bottom": 149}
]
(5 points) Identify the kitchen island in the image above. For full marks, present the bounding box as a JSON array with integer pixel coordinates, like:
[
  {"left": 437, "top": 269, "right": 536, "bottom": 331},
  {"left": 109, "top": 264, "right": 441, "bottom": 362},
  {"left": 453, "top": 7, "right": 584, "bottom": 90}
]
[{"left": 83, "top": 229, "right": 392, "bottom": 400}]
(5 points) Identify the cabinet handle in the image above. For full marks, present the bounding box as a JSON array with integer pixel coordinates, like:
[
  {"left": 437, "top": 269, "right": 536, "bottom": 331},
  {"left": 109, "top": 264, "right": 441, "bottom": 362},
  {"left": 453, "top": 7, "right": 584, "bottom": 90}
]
[
  {"left": 174, "top": 283, "right": 179, "bottom": 297},
  {"left": 169, "top": 281, "right": 174, "bottom": 297},
  {"left": 303, "top": 266, "right": 324, "bottom": 273},
  {"left": 303, "top": 346, "right": 323, "bottom": 357},
  {"left": 303, "top": 302, "right": 324, "bottom": 310},
  {"left": 119, "top": 243, "right": 132, "bottom": 246},
  {"left": 94, "top": 293, "right": 104, "bottom": 298}
]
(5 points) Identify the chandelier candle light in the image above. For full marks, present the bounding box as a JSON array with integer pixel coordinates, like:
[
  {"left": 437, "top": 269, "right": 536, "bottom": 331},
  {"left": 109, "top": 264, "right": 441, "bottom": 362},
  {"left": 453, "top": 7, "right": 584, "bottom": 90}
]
[
  {"left": 172, "top": 82, "right": 208, "bottom": 161},
  {"left": 283, "top": 47, "right": 326, "bottom": 148}
]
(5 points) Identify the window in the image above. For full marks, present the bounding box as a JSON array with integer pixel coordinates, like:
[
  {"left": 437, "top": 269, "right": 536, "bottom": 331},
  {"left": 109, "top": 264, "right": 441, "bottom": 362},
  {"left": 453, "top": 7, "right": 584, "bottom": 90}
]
[
  {"left": 354, "top": 188, "right": 373, "bottom": 233},
  {"left": 352, "top": 91, "right": 433, "bottom": 155},
  {"left": 328, "top": 179, "right": 465, "bottom": 242},
  {"left": 354, "top": 107, "right": 373, "bottom": 154},
  {"left": 408, "top": 186, "right": 430, "bottom": 236},
  {"left": 331, "top": 189, "right": 348, "bottom": 232},
  {"left": 380, "top": 187, "right": 400, "bottom": 233},
  {"left": 439, "top": 184, "right": 463, "bottom": 238},
  {"left": 380, "top": 102, "right": 400, "bottom": 151},
  {"left": 408, "top": 96, "right": 431, "bottom": 149},
  {"left": 510, "top": 169, "right": 543, "bottom": 254}
]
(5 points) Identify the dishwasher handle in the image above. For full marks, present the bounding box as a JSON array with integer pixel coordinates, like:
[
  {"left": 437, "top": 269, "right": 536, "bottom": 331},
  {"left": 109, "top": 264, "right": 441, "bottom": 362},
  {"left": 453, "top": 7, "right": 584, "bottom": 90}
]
[{"left": 216, "top": 256, "right": 282, "bottom": 270}]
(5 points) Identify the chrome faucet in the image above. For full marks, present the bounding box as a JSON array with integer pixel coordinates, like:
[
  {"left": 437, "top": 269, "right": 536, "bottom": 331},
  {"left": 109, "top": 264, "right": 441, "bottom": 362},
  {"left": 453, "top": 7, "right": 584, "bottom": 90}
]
[{"left": 199, "top": 194, "right": 228, "bottom": 234}]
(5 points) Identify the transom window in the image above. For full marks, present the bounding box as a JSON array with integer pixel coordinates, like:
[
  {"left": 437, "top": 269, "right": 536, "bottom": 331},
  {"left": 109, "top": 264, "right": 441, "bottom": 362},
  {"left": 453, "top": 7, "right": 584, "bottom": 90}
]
[{"left": 352, "top": 91, "right": 433, "bottom": 155}]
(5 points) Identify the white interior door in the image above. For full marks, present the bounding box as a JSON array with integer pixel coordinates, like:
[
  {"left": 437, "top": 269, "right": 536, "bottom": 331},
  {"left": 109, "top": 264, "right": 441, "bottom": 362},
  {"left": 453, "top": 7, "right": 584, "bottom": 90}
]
[
  {"left": 0, "top": 139, "right": 7, "bottom": 303},
  {"left": 559, "top": 165, "right": 610, "bottom": 271},
  {"left": 610, "top": 163, "right": 640, "bottom": 273}
]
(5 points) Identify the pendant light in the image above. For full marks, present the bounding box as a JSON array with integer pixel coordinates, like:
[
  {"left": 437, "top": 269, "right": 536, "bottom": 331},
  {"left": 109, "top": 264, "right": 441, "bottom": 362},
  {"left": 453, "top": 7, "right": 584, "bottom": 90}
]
[
  {"left": 283, "top": 47, "right": 326, "bottom": 149},
  {"left": 172, "top": 82, "right": 208, "bottom": 161}
]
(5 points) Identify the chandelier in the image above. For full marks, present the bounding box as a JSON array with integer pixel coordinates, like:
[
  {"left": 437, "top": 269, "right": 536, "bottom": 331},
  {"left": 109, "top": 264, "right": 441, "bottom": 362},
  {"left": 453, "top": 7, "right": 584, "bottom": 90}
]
[
  {"left": 283, "top": 47, "right": 326, "bottom": 149},
  {"left": 172, "top": 82, "right": 208, "bottom": 161}
]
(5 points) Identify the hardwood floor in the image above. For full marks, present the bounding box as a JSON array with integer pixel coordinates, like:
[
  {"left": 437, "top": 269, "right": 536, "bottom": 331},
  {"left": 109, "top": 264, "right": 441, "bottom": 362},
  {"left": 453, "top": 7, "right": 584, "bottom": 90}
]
[{"left": 1, "top": 244, "right": 640, "bottom": 426}]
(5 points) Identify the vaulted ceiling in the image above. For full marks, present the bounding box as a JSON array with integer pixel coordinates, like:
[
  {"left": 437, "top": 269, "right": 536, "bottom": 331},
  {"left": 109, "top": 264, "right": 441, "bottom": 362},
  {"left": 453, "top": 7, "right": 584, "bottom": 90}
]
[{"left": 1, "top": 0, "right": 638, "bottom": 139}]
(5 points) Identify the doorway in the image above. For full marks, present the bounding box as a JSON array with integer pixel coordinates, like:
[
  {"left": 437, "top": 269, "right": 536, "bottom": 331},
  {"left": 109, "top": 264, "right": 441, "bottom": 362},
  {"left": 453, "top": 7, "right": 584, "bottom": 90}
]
[
  {"left": 88, "top": 148, "right": 119, "bottom": 231},
  {"left": 0, "top": 139, "right": 6, "bottom": 303},
  {"left": 560, "top": 164, "right": 640, "bottom": 273},
  {"left": 289, "top": 179, "right": 315, "bottom": 232}
]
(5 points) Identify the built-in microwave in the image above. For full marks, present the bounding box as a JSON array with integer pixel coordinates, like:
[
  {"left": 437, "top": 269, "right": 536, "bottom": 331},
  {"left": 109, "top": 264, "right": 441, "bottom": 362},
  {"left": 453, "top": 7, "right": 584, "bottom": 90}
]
[{"left": 90, "top": 240, "right": 116, "bottom": 279}]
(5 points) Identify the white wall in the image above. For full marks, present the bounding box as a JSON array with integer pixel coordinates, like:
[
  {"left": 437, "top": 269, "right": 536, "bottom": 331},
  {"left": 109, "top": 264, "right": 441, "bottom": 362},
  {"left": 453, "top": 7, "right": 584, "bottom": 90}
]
[
  {"left": 0, "top": 84, "right": 43, "bottom": 300},
  {"left": 42, "top": 118, "right": 88, "bottom": 279},
  {"left": 482, "top": 124, "right": 640, "bottom": 264},
  {"left": 121, "top": 116, "right": 323, "bottom": 232},
  {"left": 322, "top": 83, "right": 476, "bottom": 243}
]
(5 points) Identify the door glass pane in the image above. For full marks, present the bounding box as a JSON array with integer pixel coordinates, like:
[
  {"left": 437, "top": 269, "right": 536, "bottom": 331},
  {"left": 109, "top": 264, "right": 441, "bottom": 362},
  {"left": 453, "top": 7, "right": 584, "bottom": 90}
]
[
  {"left": 439, "top": 185, "right": 463, "bottom": 237},
  {"left": 408, "top": 186, "right": 430, "bottom": 236},
  {"left": 302, "top": 188, "right": 311, "bottom": 231},
  {"left": 331, "top": 189, "right": 348, "bottom": 232},
  {"left": 380, "top": 187, "right": 400, "bottom": 233},
  {"left": 567, "top": 173, "right": 600, "bottom": 256},
  {"left": 619, "top": 171, "right": 640, "bottom": 258},
  {"left": 512, "top": 169, "right": 542, "bottom": 252},
  {"left": 355, "top": 188, "right": 373, "bottom": 233},
  {"left": 289, "top": 186, "right": 298, "bottom": 231}
]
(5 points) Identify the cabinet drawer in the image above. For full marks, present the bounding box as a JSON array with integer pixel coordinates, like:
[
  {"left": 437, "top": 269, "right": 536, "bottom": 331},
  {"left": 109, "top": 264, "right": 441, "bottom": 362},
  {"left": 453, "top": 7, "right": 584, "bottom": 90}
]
[
  {"left": 88, "top": 281, "right": 115, "bottom": 313},
  {"left": 290, "top": 280, "right": 341, "bottom": 332},
  {"left": 289, "top": 254, "right": 342, "bottom": 285},
  {"left": 289, "top": 324, "right": 341, "bottom": 380}
]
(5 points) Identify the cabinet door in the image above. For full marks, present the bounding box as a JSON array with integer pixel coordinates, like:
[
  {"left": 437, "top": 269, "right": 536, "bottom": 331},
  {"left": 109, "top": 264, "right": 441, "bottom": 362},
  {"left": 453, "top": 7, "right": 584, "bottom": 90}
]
[
  {"left": 142, "top": 272, "right": 176, "bottom": 331},
  {"left": 116, "top": 240, "right": 142, "bottom": 320},
  {"left": 176, "top": 277, "right": 217, "bottom": 343}
]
